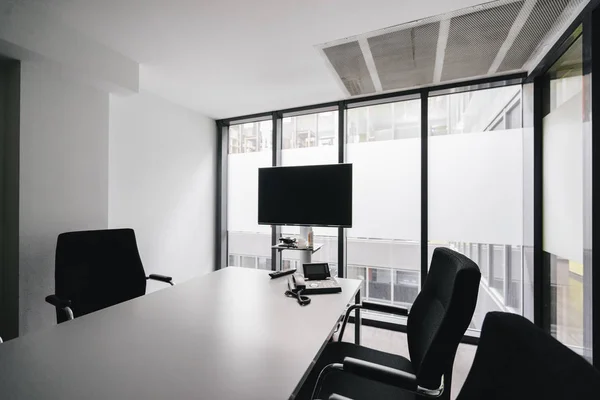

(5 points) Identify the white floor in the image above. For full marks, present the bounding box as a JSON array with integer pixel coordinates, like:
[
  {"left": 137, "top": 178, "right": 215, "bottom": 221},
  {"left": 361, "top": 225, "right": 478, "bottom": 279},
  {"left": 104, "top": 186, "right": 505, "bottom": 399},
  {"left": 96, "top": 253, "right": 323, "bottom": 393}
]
[{"left": 340, "top": 324, "right": 477, "bottom": 400}]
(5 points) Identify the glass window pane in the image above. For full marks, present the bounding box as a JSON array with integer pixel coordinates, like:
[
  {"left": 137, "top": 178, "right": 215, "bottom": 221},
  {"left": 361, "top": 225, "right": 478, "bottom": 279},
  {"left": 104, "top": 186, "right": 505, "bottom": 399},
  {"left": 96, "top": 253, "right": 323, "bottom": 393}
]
[
  {"left": 367, "top": 268, "right": 392, "bottom": 303},
  {"left": 348, "top": 265, "right": 367, "bottom": 296},
  {"left": 283, "top": 111, "right": 338, "bottom": 151},
  {"left": 428, "top": 85, "right": 525, "bottom": 333},
  {"left": 241, "top": 256, "right": 256, "bottom": 269},
  {"left": 347, "top": 99, "right": 421, "bottom": 306},
  {"left": 228, "top": 255, "right": 238, "bottom": 267},
  {"left": 506, "top": 100, "right": 521, "bottom": 129},
  {"left": 490, "top": 244, "right": 504, "bottom": 294},
  {"left": 490, "top": 118, "right": 504, "bottom": 131},
  {"left": 281, "top": 111, "right": 339, "bottom": 270},
  {"left": 258, "top": 257, "right": 271, "bottom": 271},
  {"left": 394, "top": 270, "right": 419, "bottom": 305},
  {"left": 227, "top": 120, "right": 273, "bottom": 270},
  {"left": 543, "top": 34, "right": 591, "bottom": 360}
]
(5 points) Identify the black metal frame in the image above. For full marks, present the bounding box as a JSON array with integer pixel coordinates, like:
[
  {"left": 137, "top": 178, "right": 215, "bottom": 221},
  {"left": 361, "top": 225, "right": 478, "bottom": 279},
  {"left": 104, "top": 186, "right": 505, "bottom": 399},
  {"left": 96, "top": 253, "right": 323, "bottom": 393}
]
[
  {"left": 338, "top": 102, "right": 347, "bottom": 278},
  {"left": 532, "top": 76, "right": 550, "bottom": 331},
  {"left": 526, "top": 0, "right": 600, "bottom": 367},
  {"left": 271, "top": 112, "right": 282, "bottom": 271},
  {"left": 589, "top": 5, "right": 600, "bottom": 370},
  {"left": 215, "top": 121, "right": 228, "bottom": 271},
  {"left": 582, "top": 7, "right": 599, "bottom": 367},
  {"left": 216, "top": 1, "right": 600, "bottom": 357},
  {"left": 420, "top": 89, "right": 429, "bottom": 289}
]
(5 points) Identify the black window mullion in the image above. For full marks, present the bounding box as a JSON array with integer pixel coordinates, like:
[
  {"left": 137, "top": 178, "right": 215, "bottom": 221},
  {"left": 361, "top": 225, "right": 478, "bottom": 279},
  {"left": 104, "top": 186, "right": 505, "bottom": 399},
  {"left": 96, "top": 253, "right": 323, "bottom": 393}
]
[
  {"left": 338, "top": 101, "right": 347, "bottom": 278},
  {"left": 533, "top": 76, "right": 551, "bottom": 332},
  {"left": 421, "top": 90, "right": 428, "bottom": 288},
  {"left": 271, "top": 112, "right": 282, "bottom": 271},
  {"left": 216, "top": 121, "right": 228, "bottom": 270}
]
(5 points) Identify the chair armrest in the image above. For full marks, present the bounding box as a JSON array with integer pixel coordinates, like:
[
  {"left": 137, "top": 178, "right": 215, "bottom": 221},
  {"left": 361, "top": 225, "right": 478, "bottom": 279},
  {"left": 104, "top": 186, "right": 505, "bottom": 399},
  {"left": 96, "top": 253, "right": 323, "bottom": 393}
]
[
  {"left": 329, "top": 395, "right": 353, "bottom": 400},
  {"left": 45, "top": 294, "right": 71, "bottom": 309},
  {"left": 147, "top": 274, "right": 174, "bottom": 286},
  {"left": 362, "top": 301, "right": 409, "bottom": 317},
  {"left": 312, "top": 359, "right": 444, "bottom": 400},
  {"left": 338, "top": 302, "right": 409, "bottom": 342},
  {"left": 343, "top": 357, "right": 418, "bottom": 392},
  {"left": 45, "top": 295, "right": 75, "bottom": 321}
]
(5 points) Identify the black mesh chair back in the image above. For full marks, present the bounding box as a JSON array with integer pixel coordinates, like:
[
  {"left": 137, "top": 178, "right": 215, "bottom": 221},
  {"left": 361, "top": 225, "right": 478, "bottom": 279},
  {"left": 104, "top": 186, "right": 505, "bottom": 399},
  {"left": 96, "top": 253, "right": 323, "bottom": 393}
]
[
  {"left": 54, "top": 229, "right": 147, "bottom": 322},
  {"left": 407, "top": 247, "right": 481, "bottom": 392},
  {"left": 457, "top": 312, "right": 600, "bottom": 400}
]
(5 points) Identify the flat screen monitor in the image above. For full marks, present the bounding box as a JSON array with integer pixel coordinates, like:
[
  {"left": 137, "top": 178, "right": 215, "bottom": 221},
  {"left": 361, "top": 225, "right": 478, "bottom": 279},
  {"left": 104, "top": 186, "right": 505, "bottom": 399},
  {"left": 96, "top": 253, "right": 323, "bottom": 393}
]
[{"left": 258, "top": 164, "right": 352, "bottom": 227}]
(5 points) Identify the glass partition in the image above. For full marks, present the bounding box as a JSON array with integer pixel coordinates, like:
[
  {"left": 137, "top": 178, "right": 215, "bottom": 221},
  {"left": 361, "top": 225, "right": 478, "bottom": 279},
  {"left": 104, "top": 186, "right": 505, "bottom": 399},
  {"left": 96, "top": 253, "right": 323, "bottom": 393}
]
[
  {"left": 428, "top": 85, "right": 526, "bottom": 332},
  {"left": 346, "top": 99, "right": 421, "bottom": 306},
  {"left": 542, "top": 34, "right": 592, "bottom": 360},
  {"left": 227, "top": 120, "right": 272, "bottom": 269},
  {"left": 220, "top": 68, "right": 591, "bottom": 350},
  {"left": 280, "top": 111, "right": 339, "bottom": 274}
]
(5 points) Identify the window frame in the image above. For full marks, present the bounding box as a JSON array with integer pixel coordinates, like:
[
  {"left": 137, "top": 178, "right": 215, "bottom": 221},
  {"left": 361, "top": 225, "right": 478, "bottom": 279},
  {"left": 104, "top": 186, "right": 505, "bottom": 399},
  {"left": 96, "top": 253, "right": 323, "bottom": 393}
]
[{"left": 217, "top": 75, "right": 527, "bottom": 343}]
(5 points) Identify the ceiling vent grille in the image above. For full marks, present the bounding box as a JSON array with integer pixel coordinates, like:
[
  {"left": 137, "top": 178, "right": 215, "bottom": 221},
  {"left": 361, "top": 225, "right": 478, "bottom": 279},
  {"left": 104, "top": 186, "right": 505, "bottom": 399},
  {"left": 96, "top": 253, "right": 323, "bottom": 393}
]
[
  {"left": 442, "top": 1, "right": 524, "bottom": 81},
  {"left": 322, "top": 41, "right": 375, "bottom": 95},
  {"left": 368, "top": 22, "right": 440, "bottom": 91},
  {"left": 319, "top": 0, "right": 586, "bottom": 97},
  {"left": 498, "top": 0, "right": 577, "bottom": 72}
]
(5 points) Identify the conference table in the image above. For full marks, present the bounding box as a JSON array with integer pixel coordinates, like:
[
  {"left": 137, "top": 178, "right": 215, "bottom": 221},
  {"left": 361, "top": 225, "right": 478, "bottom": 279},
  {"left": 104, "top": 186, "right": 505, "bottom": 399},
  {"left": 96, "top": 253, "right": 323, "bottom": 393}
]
[{"left": 0, "top": 267, "right": 362, "bottom": 399}]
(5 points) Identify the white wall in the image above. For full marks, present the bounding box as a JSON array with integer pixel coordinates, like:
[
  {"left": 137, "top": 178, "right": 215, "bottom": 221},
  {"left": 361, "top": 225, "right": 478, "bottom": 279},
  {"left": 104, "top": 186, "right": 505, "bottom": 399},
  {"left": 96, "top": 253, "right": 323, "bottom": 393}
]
[
  {"left": 109, "top": 93, "right": 216, "bottom": 287},
  {"left": 19, "top": 62, "right": 109, "bottom": 335},
  {"left": 0, "top": 2, "right": 139, "bottom": 94}
]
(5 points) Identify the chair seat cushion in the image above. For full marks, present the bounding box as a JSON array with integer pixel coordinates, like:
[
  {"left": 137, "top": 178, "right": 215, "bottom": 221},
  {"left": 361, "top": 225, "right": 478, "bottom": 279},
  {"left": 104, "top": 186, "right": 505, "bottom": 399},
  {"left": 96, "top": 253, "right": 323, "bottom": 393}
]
[{"left": 295, "top": 341, "right": 417, "bottom": 400}]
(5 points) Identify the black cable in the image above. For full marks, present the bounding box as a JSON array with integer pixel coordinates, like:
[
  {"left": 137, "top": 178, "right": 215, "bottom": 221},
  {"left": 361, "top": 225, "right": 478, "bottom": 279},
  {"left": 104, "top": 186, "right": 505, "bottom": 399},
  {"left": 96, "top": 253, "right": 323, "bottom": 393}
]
[{"left": 285, "top": 288, "right": 311, "bottom": 306}]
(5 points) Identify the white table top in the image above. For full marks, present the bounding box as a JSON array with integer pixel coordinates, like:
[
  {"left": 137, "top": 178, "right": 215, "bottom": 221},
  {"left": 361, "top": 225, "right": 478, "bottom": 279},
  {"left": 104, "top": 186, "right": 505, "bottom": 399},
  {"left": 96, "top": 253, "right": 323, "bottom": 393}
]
[{"left": 0, "top": 267, "right": 361, "bottom": 400}]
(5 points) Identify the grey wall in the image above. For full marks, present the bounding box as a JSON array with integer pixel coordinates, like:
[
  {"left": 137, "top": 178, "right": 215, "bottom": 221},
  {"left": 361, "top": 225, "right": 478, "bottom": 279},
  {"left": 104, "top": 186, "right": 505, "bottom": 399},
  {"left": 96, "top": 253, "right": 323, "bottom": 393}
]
[
  {"left": 109, "top": 93, "right": 216, "bottom": 287},
  {"left": 19, "top": 62, "right": 109, "bottom": 335},
  {"left": 0, "top": 60, "right": 20, "bottom": 340}
]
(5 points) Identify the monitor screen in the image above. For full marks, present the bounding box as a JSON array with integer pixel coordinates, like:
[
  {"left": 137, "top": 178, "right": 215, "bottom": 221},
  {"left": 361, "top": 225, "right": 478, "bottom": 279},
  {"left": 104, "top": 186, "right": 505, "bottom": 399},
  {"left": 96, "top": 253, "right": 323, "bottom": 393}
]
[{"left": 258, "top": 164, "right": 352, "bottom": 227}]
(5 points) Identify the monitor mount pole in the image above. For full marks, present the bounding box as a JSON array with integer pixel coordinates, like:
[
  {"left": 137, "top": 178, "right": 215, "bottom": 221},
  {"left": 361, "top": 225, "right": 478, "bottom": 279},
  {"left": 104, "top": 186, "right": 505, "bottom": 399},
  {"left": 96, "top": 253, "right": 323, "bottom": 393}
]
[{"left": 299, "top": 226, "right": 313, "bottom": 268}]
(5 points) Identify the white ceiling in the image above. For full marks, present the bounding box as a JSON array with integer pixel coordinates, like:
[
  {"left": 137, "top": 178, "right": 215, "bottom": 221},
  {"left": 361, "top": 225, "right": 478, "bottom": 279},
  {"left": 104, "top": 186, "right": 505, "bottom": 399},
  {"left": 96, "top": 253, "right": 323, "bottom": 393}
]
[{"left": 41, "top": 0, "right": 496, "bottom": 119}]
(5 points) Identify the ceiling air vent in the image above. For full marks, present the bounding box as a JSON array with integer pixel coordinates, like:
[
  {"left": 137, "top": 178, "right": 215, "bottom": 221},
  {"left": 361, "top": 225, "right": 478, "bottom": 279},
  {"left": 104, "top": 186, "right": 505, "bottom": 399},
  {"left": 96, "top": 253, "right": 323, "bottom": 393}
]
[
  {"left": 498, "top": 0, "right": 578, "bottom": 72},
  {"left": 317, "top": 0, "right": 586, "bottom": 97},
  {"left": 441, "top": 1, "right": 524, "bottom": 81},
  {"left": 368, "top": 22, "right": 440, "bottom": 91},
  {"left": 322, "top": 41, "right": 376, "bottom": 96}
]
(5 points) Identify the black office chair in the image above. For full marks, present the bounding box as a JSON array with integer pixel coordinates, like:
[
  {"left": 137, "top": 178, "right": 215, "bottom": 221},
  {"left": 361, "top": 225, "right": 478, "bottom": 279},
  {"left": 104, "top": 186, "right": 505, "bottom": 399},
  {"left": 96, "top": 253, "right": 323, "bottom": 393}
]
[
  {"left": 299, "top": 247, "right": 481, "bottom": 400},
  {"left": 329, "top": 312, "right": 600, "bottom": 400},
  {"left": 456, "top": 311, "right": 600, "bottom": 400},
  {"left": 45, "top": 229, "right": 173, "bottom": 323}
]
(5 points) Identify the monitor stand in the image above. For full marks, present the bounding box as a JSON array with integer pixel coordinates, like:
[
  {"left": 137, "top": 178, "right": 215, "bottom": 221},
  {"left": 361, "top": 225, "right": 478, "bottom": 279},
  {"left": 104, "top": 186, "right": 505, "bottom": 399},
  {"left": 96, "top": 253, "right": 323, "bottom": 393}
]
[
  {"left": 299, "top": 226, "right": 313, "bottom": 268},
  {"left": 272, "top": 229, "right": 323, "bottom": 272}
]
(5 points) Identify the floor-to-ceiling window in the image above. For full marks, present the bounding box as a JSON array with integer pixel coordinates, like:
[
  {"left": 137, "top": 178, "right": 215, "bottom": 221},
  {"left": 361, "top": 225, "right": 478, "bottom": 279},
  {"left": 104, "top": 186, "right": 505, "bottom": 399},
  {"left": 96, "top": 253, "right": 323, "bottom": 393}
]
[
  {"left": 280, "top": 110, "right": 339, "bottom": 274},
  {"left": 541, "top": 33, "right": 592, "bottom": 359},
  {"left": 345, "top": 97, "right": 421, "bottom": 307},
  {"left": 428, "top": 85, "right": 529, "bottom": 332},
  {"left": 227, "top": 120, "right": 273, "bottom": 269},
  {"left": 222, "top": 83, "right": 534, "bottom": 333}
]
